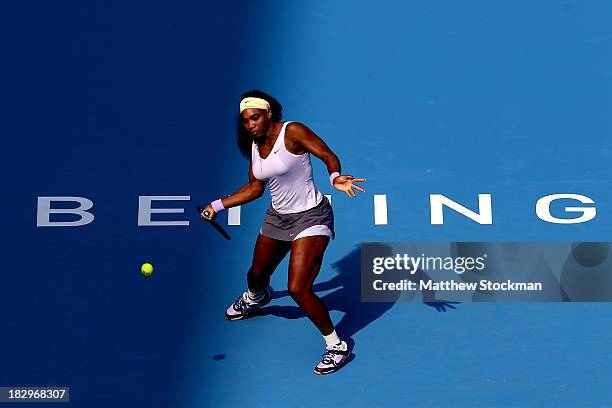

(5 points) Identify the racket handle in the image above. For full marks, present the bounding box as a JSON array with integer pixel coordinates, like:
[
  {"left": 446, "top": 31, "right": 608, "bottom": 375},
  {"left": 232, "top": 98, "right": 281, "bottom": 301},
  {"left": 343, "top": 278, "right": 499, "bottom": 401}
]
[
  {"left": 196, "top": 205, "right": 212, "bottom": 220},
  {"left": 195, "top": 205, "right": 231, "bottom": 240}
]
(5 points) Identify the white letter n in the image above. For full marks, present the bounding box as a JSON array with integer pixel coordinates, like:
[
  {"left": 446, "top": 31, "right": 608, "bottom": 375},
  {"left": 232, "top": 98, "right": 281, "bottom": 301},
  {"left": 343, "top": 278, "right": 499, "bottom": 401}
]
[{"left": 430, "top": 194, "right": 492, "bottom": 225}]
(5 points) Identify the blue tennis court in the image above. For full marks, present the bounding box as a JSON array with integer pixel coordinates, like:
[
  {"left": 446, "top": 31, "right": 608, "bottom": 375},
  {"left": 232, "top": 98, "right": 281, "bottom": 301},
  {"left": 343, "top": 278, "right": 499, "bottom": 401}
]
[{"left": 3, "top": 1, "right": 612, "bottom": 406}]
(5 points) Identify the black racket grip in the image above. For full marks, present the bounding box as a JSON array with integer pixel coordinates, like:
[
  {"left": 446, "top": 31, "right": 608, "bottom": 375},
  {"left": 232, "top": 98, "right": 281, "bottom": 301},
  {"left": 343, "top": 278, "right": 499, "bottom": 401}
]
[
  {"left": 196, "top": 205, "right": 231, "bottom": 240},
  {"left": 196, "top": 205, "right": 211, "bottom": 220}
]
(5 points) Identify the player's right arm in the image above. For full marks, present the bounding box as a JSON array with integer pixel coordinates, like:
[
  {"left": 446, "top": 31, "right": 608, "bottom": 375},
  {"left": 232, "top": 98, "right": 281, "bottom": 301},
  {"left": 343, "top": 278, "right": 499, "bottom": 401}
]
[{"left": 200, "top": 161, "right": 265, "bottom": 221}]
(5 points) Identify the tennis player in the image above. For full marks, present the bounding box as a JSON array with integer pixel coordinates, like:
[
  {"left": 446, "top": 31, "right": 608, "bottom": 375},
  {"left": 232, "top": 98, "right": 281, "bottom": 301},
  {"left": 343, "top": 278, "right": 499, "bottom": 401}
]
[{"left": 200, "top": 90, "right": 365, "bottom": 375}]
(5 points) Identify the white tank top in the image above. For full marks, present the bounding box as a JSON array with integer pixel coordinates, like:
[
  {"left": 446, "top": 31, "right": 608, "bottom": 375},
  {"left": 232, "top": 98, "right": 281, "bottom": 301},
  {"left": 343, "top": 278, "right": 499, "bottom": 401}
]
[{"left": 252, "top": 121, "right": 323, "bottom": 214}]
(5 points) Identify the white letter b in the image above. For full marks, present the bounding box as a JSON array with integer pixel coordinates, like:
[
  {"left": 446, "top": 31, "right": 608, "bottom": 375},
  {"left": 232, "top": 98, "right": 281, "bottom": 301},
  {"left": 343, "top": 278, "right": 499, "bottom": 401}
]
[{"left": 37, "top": 196, "right": 95, "bottom": 227}]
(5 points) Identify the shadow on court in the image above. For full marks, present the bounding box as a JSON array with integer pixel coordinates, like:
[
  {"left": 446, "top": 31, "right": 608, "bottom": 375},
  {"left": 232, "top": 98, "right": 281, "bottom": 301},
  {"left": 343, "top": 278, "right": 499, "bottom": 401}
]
[{"left": 257, "top": 245, "right": 459, "bottom": 343}]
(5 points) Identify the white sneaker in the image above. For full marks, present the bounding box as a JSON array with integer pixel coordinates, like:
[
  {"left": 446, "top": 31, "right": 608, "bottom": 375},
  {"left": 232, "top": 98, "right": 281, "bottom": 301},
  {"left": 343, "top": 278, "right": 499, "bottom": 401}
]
[
  {"left": 224, "top": 289, "right": 271, "bottom": 320},
  {"left": 314, "top": 340, "right": 350, "bottom": 375}
]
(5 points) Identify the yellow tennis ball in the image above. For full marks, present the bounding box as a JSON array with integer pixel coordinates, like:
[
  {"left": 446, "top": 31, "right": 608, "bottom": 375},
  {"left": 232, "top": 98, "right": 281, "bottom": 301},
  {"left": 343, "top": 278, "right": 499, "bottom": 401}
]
[{"left": 141, "top": 263, "right": 153, "bottom": 276}]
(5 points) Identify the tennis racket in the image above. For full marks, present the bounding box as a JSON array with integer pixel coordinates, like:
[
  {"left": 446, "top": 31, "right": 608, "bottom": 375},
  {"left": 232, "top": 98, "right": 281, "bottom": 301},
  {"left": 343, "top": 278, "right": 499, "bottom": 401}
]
[{"left": 196, "top": 205, "right": 231, "bottom": 240}]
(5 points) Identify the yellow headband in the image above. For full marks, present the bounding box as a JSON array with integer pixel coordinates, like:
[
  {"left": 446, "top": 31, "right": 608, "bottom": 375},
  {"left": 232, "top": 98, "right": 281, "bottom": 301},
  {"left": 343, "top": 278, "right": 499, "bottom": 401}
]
[{"left": 240, "top": 97, "right": 270, "bottom": 113}]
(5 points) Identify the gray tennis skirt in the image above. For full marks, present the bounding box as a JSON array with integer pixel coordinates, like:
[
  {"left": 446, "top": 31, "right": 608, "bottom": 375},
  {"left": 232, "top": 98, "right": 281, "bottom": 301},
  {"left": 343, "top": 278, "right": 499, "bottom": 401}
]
[{"left": 260, "top": 196, "right": 335, "bottom": 241}]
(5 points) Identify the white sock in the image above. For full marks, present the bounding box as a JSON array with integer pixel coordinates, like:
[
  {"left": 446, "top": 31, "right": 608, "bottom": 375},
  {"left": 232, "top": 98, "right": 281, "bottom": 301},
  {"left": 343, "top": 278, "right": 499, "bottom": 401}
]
[
  {"left": 323, "top": 329, "right": 341, "bottom": 347},
  {"left": 247, "top": 289, "right": 265, "bottom": 302}
]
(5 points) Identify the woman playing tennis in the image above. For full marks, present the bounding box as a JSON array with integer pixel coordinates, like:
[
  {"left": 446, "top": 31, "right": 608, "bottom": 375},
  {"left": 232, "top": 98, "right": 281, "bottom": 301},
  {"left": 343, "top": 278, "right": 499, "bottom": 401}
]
[{"left": 200, "top": 90, "right": 365, "bottom": 375}]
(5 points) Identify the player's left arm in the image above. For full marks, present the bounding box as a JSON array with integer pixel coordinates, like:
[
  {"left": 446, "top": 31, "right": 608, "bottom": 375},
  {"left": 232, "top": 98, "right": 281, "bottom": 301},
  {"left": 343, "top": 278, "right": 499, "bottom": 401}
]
[{"left": 286, "top": 122, "right": 366, "bottom": 197}]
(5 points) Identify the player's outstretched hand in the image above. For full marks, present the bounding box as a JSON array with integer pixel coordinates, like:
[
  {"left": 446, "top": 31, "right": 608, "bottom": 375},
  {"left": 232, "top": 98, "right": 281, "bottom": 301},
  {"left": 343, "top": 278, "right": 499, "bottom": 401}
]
[
  {"left": 333, "top": 175, "right": 366, "bottom": 198},
  {"left": 200, "top": 203, "right": 217, "bottom": 222}
]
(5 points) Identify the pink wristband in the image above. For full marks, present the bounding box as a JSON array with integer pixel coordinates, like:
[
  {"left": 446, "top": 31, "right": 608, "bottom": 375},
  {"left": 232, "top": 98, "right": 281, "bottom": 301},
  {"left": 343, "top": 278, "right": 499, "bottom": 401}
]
[
  {"left": 329, "top": 172, "right": 340, "bottom": 187},
  {"left": 211, "top": 199, "right": 225, "bottom": 213}
]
